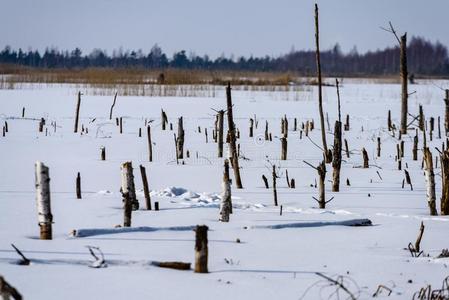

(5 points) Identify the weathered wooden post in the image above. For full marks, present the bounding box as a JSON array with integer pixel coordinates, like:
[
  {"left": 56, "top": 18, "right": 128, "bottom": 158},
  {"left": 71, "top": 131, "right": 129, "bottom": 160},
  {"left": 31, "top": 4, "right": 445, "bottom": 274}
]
[
  {"left": 139, "top": 165, "right": 152, "bottom": 210},
  {"left": 194, "top": 225, "right": 208, "bottom": 273},
  {"left": 35, "top": 161, "right": 52, "bottom": 240},
  {"left": 109, "top": 92, "right": 117, "bottom": 120},
  {"left": 317, "top": 160, "right": 326, "bottom": 209},
  {"left": 387, "top": 110, "right": 392, "bottom": 131},
  {"left": 344, "top": 139, "right": 350, "bottom": 158},
  {"left": 418, "top": 105, "right": 424, "bottom": 131},
  {"left": 226, "top": 83, "right": 243, "bottom": 188},
  {"left": 377, "top": 137, "right": 381, "bottom": 157},
  {"left": 423, "top": 148, "right": 437, "bottom": 215},
  {"left": 265, "top": 121, "right": 269, "bottom": 141},
  {"left": 217, "top": 110, "right": 224, "bottom": 158},
  {"left": 76, "top": 172, "right": 81, "bottom": 199},
  {"left": 74, "top": 91, "right": 81, "bottom": 133},
  {"left": 39, "top": 118, "right": 45, "bottom": 132},
  {"left": 177, "top": 117, "right": 185, "bottom": 159},
  {"left": 362, "top": 148, "right": 369, "bottom": 168},
  {"left": 413, "top": 134, "right": 418, "bottom": 161},
  {"left": 122, "top": 191, "right": 132, "bottom": 227},
  {"left": 121, "top": 161, "right": 139, "bottom": 211},
  {"left": 332, "top": 120, "right": 342, "bottom": 192},
  {"left": 344, "top": 114, "right": 350, "bottom": 131},
  {"left": 219, "top": 159, "right": 232, "bottom": 222},
  {"left": 22, "top": 107, "right": 25, "bottom": 118}
]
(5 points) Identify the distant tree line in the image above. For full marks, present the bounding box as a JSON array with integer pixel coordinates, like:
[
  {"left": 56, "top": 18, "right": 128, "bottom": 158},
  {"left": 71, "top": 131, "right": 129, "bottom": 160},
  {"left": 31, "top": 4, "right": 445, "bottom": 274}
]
[{"left": 0, "top": 37, "right": 448, "bottom": 76}]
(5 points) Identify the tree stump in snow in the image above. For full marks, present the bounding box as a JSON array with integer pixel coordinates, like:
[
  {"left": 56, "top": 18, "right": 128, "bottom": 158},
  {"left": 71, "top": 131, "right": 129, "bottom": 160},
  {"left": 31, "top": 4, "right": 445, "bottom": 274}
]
[
  {"left": 121, "top": 161, "right": 139, "bottom": 211},
  {"left": 249, "top": 118, "right": 254, "bottom": 138},
  {"left": 122, "top": 192, "right": 132, "bottom": 227},
  {"left": 219, "top": 159, "right": 232, "bottom": 222},
  {"left": 161, "top": 109, "right": 168, "bottom": 130},
  {"left": 332, "top": 121, "right": 342, "bottom": 192},
  {"left": 272, "top": 165, "right": 278, "bottom": 206},
  {"left": 100, "top": 146, "right": 106, "bottom": 161},
  {"left": 194, "top": 225, "right": 208, "bottom": 273},
  {"left": 280, "top": 136, "right": 287, "bottom": 160},
  {"left": 317, "top": 160, "right": 326, "bottom": 209},
  {"left": 176, "top": 117, "right": 185, "bottom": 159},
  {"left": 140, "top": 165, "right": 151, "bottom": 210},
  {"left": 413, "top": 135, "right": 418, "bottom": 161},
  {"left": 74, "top": 91, "right": 81, "bottom": 133},
  {"left": 264, "top": 121, "right": 269, "bottom": 141},
  {"left": 362, "top": 148, "right": 369, "bottom": 168},
  {"left": 35, "top": 161, "right": 52, "bottom": 240},
  {"left": 217, "top": 110, "right": 224, "bottom": 158},
  {"left": 76, "top": 172, "right": 81, "bottom": 199},
  {"left": 423, "top": 148, "right": 437, "bottom": 215},
  {"left": 147, "top": 126, "right": 153, "bottom": 162}
]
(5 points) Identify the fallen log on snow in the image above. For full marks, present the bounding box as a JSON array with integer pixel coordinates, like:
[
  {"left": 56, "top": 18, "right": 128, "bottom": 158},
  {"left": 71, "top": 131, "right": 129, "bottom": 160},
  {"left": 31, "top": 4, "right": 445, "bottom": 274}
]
[
  {"left": 71, "top": 225, "right": 196, "bottom": 238},
  {"left": 151, "top": 261, "right": 191, "bottom": 270},
  {"left": 248, "top": 218, "right": 372, "bottom": 230}
]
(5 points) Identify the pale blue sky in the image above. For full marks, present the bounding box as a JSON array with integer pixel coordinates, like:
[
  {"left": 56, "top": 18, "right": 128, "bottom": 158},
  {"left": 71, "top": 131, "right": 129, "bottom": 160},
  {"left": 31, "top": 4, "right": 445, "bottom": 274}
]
[{"left": 0, "top": 0, "right": 447, "bottom": 58}]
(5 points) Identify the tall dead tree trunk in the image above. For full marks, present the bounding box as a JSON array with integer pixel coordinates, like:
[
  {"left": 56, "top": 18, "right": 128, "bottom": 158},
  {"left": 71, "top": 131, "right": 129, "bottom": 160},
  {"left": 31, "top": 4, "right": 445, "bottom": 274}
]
[
  {"left": 74, "top": 91, "right": 81, "bottom": 133},
  {"left": 147, "top": 126, "right": 153, "bottom": 162},
  {"left": 109, "top": 92, "right": 117, "bottom": 120},
  {"left": 314, "top": 4, "right": 330, "bottom": 163},
  {"left": 226, "top": 83, "right": 243, "bottom": 188},
  {"left": 440, "top": 149, "right": 449, "bottom": 215},
  {"left": 400, "top": 33, "right": 408, "bottom": 134},
  {"left": 219, "top": 159, "right": 232, "bottom": 222},
  {"left": 35, "top": 161, "right": 52, "bottom": 240},
  {"left": 121, "top": 161, "right": 139, "bottom": 211},
  {"left": 176, "top": 117, "right": 185, "bottom": 159},
  {"left": 332, "top": 120, "right": 342, "bottom": 192},
  {"left": 423, "top": 148, "right": 437, "bottom": 215},
  {"left": 140, "top": 165, "right": 152, "bottom": 210},
  {"left": 444, "top": 90, "right": 449, "bottom": 135},
  {"left": 217, "top": 110, "right": 224, "bottom": 158},
  {"left": 194, "top": 225, "right": 208, "bottom": 273}
]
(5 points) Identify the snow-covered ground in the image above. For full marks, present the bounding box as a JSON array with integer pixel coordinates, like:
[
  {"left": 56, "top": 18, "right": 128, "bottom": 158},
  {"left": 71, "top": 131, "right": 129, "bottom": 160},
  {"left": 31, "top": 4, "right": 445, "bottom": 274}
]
[{"left": 0, "top": 79, "right": 448, "bottom": 299}]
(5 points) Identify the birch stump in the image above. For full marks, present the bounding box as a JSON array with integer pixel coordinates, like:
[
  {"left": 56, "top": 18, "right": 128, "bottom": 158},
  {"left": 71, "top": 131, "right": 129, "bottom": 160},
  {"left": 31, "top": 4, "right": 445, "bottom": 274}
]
[
  {"left": 219, "top": 159, "right": 232, "bottom": 222},
  {"left": 423, "top": 148, "right": 437, "bottom": 215},
  {"left": 194, "top": 225, "right": 208, "bottom": 273},
  {"left": 35, "top": 161, "right": 52, "bottom": 240},
  {"left": 121, "top": 161, "right": 139, "bottom": 211}
]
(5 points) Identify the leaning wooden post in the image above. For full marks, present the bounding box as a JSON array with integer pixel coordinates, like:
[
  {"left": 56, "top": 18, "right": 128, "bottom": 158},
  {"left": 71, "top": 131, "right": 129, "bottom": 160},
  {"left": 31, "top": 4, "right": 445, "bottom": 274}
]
[
  {"left": 423, "top": 148, "right": 437, "bottom": 215},
  {"left": 35, "top": 161, "right": 52, "bottom": 240},
  {"left": 332, "top": 120, "right": 342, "bottom": 192},
  {"left": 76, "top": 172, "right": 81, "bottom": 199},
  {"left": 194, "top": 225, "right": 208, "bottom": 273},
  {"left": 109, "top": 92, "right": 117, "bottom": 120},
  {"left": 139, "top": 165, "right": 152, "bottom": 210},
  {"left": 147, "top": 126, "right": 153, "bottom": 162},
  {"left": 440, "top": 149, "right": 449, "bottom": 215},
  {"left": 121, "top": 161, "right": 139, "bottom": 211},
  {"left": 74, "top": 91, "right": 81, "bottom": 133},
  {"left": 400, "top": 33, "right": 408, "bottom": 134},
  {"left": 362, "top": 148, "right": 369, "bottom": 168},
  {"left": 226, "top": 83, "right": 243, "bottom": 188},
  {"left": 314, "top": 4, "right": 330, "bottom": 163},
  {"left": 217, "top": 110, "right": 224, "bottom": 158},
  {"left": 219, "top": 159, "right": 232, "bottom": 222},
  {"left": 176, "top": 117, "right": 185, "bottom": 159}
]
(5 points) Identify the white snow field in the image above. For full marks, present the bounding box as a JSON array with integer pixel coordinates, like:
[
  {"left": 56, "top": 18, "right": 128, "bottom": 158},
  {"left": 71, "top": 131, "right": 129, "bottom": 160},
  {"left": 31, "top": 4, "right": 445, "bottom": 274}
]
[{"left": 0, "top": 79, "right": 448, "bottom": 299}]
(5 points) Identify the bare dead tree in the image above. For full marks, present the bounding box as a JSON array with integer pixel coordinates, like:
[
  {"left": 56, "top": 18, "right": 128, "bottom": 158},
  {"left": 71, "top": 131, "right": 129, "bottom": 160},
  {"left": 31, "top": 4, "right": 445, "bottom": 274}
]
[{"left": 226, "top": 83, "right": 243, "bottom": 188}]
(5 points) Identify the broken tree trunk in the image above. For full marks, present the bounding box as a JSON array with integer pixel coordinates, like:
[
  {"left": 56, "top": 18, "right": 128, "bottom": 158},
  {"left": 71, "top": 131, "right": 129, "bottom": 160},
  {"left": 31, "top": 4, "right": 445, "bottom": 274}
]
[
  {"left": 445, "top": 90, "right": 449, "bottom": 135},
  {"left": 147, "top": 126, "right": 153, "bottom": 162},
  {"left": 419, "top": 105, "right": 424, "bottom": 131},
  {"left": 415, "top": 221, "right": 425, "bottom": 253},
  {"left": 332, "top": 120, "right": 342, "bottom": 192},
  {"left": 317, "top": 160, "right": 326, "bottom": 209},
  {"left": 100, "top": 146, "right": 106, "bottom": 161},
  {"left": 400, "top": 33, "right": 408, "bottom": 134},
  {"left": 35, "top": 161, "right": 52, "bottom": 240},
  {"left": 74, "top": 91, "right": 81, "bottom": 133},
  {"left": 139, "top": 165, "right": 152, "bottom": 210},
  {"left": 440, "top": 149, "right": 449, "bottom": 215},
  {"left": 272, "top": 165, "right": 278, "bottom": 206},
  {"left": 280, "top": 136, "right": 287, "bottom": 160},
  {"left": 122, "top": 191, "right": 132, "bottom": 227},
  {"left": 264, "top": 121, "right": 269, "bottom": 141},
  {"left": 109, "top": 92, "right": 117, "bottom": 120},
  {"left": 226, "top": 83, "right": 243, "bottom": 188},
  {"left": 314, "top": 4, "right": 330, "bottom": 163},
  {"left": 217, "top": 110, "right": 224, "bottom": 158},
  {"left": 0, "top": 276, "right": 22, "bottom": 300},
  {"left": 176, "top": 117, "right": 185, "bottom": 159},
  {"left": 249, "top": 118, "right": 254, "bottom": 138},
  {"left": 377, "top": 137, "right": 381, "bottom": 157},
  {"left": 423, "top": 148, "right": 437, "bottom": 215},
  {"left": 362, "top": 148, "right": 369, "bottom": 168},
  {"left": 76, "top": 172, "right": 81, "bottom": 199},
  {"left": 262, "top": 175, "right": 269, "bottom": 189},
  {"left": 219, "top": 159, "right": 232, "bottom": 222},
  {"left": 161, "top": 109, "right": 168, "bottom": 130},
  {"left": 413, "top": 134, "right": 418, "bottom": 161},
  {"left": 121, "top": 161, "right": 139, "bottom": 211},
  {"left": 194, "top": 225, "right": 208, "bottom": 273}
]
